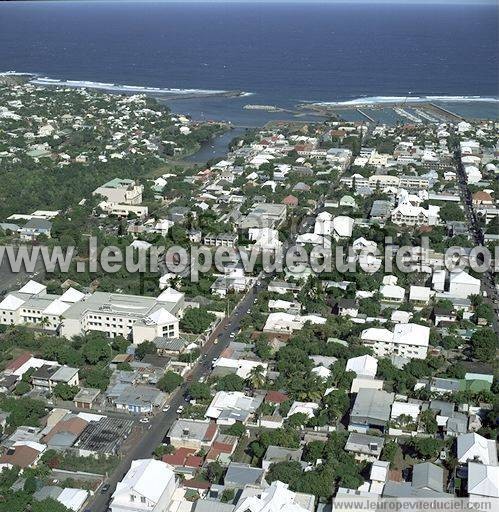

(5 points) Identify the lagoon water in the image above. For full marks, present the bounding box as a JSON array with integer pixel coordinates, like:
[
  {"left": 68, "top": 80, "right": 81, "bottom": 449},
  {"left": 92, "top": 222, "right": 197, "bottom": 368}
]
[{"left": 1, "top": 1, "right": 497, "bottom": 126}]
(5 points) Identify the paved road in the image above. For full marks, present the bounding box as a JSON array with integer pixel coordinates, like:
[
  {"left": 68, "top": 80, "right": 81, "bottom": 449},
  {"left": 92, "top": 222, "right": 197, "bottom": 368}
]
[
  {"left": 454, "top": 148, "right": 499, "bottom": 335},
  {"left": 88, "top": 278, "right": 266, "bottom": 512},
  {"left": 0, "top": 247, "right": 45, "bottom": 295}
]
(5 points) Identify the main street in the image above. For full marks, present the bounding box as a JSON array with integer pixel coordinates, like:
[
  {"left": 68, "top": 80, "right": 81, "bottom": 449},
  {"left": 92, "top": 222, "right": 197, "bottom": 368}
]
[
  {"left": 454, "top": 149, "right": 499, "bottom": 335},
  {"left": 88, "top": 278, "right": 266, "bottom": 512}
]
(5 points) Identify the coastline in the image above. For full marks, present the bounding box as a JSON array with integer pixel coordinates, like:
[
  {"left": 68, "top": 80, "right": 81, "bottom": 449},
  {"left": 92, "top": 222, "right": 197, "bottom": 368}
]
[{"left": 2, "top": 71, "right": 498, "bottom": 130}]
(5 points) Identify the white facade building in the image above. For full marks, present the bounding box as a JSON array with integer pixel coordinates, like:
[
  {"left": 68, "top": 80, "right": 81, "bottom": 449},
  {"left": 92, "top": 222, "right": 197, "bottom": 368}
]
[
  {"left": 109, "top": 459, "right": 177, "bottom": 512},
  {"left": 0, "top": 281, "right": 183, "bottom": 344},
  {"left": 361, "top": 323, "right": 429, "bottom": 359}
]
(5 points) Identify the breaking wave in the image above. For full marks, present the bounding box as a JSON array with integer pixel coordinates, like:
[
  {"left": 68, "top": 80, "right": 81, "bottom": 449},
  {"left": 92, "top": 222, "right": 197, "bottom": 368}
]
[
  {"left": 29, "top": 76, "right": 230, "bottom": 95},
  {"left": 312, "top": 95, "right": 499, "bottom": 106},
  {"left": 0, "top": 71, "right": 250, "bottom": 97}
]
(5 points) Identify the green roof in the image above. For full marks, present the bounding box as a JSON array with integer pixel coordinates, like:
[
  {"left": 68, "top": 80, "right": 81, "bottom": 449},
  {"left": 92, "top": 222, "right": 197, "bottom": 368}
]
[{"left": 459, "top": 379, "right": 491, "bottom": 393}]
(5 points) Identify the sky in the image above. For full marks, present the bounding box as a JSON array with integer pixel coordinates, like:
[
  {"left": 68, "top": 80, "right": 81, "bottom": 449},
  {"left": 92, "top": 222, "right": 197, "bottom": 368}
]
[
  {"left": 127, "top": 0, "right": 495, "bottom": 3},
  {"left": 61, "top": 0, "right": 496, "bottom": 4}
]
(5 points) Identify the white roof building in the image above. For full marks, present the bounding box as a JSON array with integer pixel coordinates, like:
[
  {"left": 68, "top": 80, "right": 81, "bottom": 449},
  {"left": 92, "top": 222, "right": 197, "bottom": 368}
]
[
  {"left": 409, "top": 286, "right": 433, "bottom": 303},
  {"left": 19, "top": 280, "right": 47, "bottom": 295},
  {"left": 391, "top": 401, "right": 421, "bottom": 422},
  {"left": 361, "top": 324, "right": 429, "bottom": 360},
  {"left": 59, "top": 287, "right": 86, "bottom": 303},
  {"left": 205, "top": 391, "right": 261, "bottom": 425},
  {"left": 314, "top": 211, "right": 333, "bottom": 236},
  {"left": 57, "top": 488, "right": 90, "bottom": 512},
  {"left": 361, "top": 328, "right": 393, "bottom": 344},
  {"left": 449, "top": 271, "right": 481, "bottom": 299},
  {"left": 286, "top": 401, "right": 319, "bottom": 419},
  {"left": 457, "top": 433, "right": 498, "bottom": 466},
  {"left": 332, "top": 216, "right": 354, "bottom": 238},
  {"left": 346, "top": 355, "right": 378, "bottom": 378},
  {"left": 234, "top": 480, "right": 313, "bottom": 512},
  {"left": 109, "top": 459, "right": 177, "bottom": 512},
  {"left": 263, "top": 313, "right": 326, "bottom": 334},
  {"left": 468, "top": 463, "right": 499, "bottom": 499},
  {"left": 212, "top": 358, "right": 268, "bottom": 380},
  {"left": 380, "top": 284, "right": 405, "bottom": 302}
]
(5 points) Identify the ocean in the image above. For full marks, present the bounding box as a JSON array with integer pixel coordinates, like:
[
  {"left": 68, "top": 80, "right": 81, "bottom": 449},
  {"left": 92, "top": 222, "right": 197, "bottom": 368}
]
[{"left": 0, "top": 0, "right": 497, "bottom": 127}]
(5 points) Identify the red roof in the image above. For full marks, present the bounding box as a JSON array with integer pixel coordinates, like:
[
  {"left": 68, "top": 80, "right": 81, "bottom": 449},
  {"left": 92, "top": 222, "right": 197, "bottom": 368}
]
[
  {"left": 203, "top": 421, "right": 218, "bottom": 442},
  {"left": 282, "top": 195, "right": 298, "bottom": 206},
  {"left": 162, "top": 447, "right": 196, "bottom": 466},
  {"left": 185, "top": 455, "right": 204, "bottom": 468},
  {"left": 205, "top": 447, "right": 222, "bottom": 462},
  {"left": 5, "top": 352, "right": 32, "bottom": 372},
  {"left": 184, "top": 480, "right": 211, "bottom": 490},
  {"left": 265, "top": 391, "right": 288, "bottom": 404}
]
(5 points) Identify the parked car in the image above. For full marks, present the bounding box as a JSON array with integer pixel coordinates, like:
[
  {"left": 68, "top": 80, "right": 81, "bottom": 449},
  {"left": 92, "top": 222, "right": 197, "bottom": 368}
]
[
  {"left": 176, "top": 405, "right": 184, "bottom": 414},
  {"left": 100, "top": 484, "right": 110, "bottom": 494},
  {"left": 162, "top": 405, "right": 170, "bottom": 412}
]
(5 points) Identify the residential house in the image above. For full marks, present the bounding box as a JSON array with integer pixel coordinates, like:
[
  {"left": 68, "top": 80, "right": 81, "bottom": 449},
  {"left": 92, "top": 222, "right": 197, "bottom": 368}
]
[
  {"left": 109, "top": 459, "right": 177, "bottom": 512},
  {"left": 457, "top": 433, "right": 498, "bottom": 466},
  {"left": 349, "top": 389, "right": 394, "bottom": 433},
  {"left": 345, "top": 433, "right": 384, "bottom": 462},
  {"left": 205, "top": 391, "right": 263, "bottom": 425},
  {"left": 262, "top": 445, "right": 303, "bottom": 471},
  {"left": 234, "top": 481, "right": 315, "bottom": 512},
  {"left": 31, "top": 365, "right": 79, "bottom": 393},
  {"left": 167, "top": 419, "right": 218, "bottom": 451}
]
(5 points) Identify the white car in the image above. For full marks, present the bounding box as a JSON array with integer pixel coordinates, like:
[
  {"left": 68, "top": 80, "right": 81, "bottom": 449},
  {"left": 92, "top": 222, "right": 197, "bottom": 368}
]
[
  {"left": 139, "top": 417, "right": 150, "bottom": 424},
  {"left": 162, "top": 405, "right": 170, "bottom": 412},
  {"left": 229, "top": 333, "right": 235, "bottom": 338},
  {"left": 176, "top": 406, "right": 184, "bottom": 415}
]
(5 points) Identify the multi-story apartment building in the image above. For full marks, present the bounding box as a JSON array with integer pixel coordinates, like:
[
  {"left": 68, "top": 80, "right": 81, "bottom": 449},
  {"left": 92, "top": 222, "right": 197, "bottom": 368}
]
[
  {"left": 93, "top": 178, "right": 143, "bottom": 205},
  {"left": 0, "top": 281, "right": 184, "bottom": 345},
  {"left": 360, "top": 323, "right": 430, "bottom": 360},
  {"left": 202, "top": 233, "right": 238, "bottom": 248}
]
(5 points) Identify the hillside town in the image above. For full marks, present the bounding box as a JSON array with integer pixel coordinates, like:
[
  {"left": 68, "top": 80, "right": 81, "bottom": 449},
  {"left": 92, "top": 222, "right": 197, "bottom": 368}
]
[{"left": 0, "top": 83, "right": 497, "bottom": 512}]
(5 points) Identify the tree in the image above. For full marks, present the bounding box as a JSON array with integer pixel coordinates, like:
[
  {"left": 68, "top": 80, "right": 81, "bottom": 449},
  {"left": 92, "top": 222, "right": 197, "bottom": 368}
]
[
  {"left": 84, "top": 367, "right": 111, "bottom": 391},
  {"left": 135, "top": 340, "right": 157, "bottom": 360},
  {"left": 470, "top": 328, "right": 497, "bottom": 362},
  {"left": 286, "top": 412, "right": 309, "bottom": 429},
  {"left": 205, "top": 461, "right": 224, "bottom": 484},
  {"left": 420, "top": 410, "right": 438, "bottom": 434},
  {"left": 153, "top": 444, "right": 174, "bottom": 458},
  {"left": 381, "top": 441, "right": 401, "bottom": 464},
  {"left": 82, "top": 337, "right": 112, "bottom": 364},
  {"left": 111, "top": 336, "right": 130, "bottom": 353},
  {"left": 225, "top": 422, "right": 245, "bottom": 437},
  {"left": 303, "top": 440, "right": 326, "bottom": 462},
  {"left": 179, "top": 348, "right": 200, "bottom": 364},
  {"left": 157, "top": 371, "right": 183, "bottom": 393},
  {"left": 216, "top": 373, "right": 245, "bottom": 392},
  {"left": 439, "top": 203, "right": 465, "bottom": 222},
  {"left": 266, "top": 461, "right": 303, "bottom": 485},
  {"left": 188, "top": 382, "right": 211, "bottom": 401},
  {"left": 220, "top": 488, "right": 235, "bottom": 503},
  {"left": 255, "top": 337, "right": 272, "bottom": 360},
  {"left": 53, "top": 383, "right": 79, "bottom": 401},
  {"left": 411, "top": 438, "right": 443, "bottom": 459},
  {"left": 0, "top": 397, "right": 46, "bottom": 428},
  {"left": 246, "top": 365, "right": 266, "bottom": 389},
  {"left": 180, "top": 308, "right": 215, "bottom": 334},
  {"left": 474, "top": 304, "right": 494, "bottom": 324},
  {"left": 31, "top": 497, "right": 71, "bottom": 512},
  {"left": 23, "top": 475, "right": 37, "bottom": 494},
  {"left": 14, "top": 381, "right": 31, "bottom": 396}
]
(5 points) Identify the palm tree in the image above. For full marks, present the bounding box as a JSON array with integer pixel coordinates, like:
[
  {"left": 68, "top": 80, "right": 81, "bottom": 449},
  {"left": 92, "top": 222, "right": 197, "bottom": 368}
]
[
  {"left": 247, "top": 365, "right": 266, "bottom": 389},
  {"left": 297, "top": 377, "right": 323, "bottom": 402}
]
